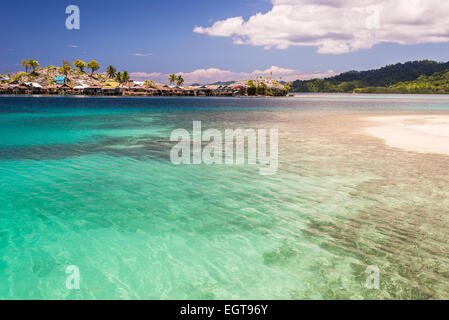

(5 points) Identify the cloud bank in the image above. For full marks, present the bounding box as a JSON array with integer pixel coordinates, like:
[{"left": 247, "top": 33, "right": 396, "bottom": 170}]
[
  {"left": 130, "top": 66, "right": 336, "bottom": 84},
  {"left": 194, "top": 0, "right": 449, "bottom": 54}
]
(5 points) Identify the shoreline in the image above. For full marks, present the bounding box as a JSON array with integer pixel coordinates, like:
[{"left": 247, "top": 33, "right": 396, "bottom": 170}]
[
  {"left": 363, "top": 115, "right": 449, "bottom": 156},
  {"left": 0, "top": 94, "right": 291, "bottom": 99},
  {"left": 0, "top": 90, "right": 288, "bottom": 98}
]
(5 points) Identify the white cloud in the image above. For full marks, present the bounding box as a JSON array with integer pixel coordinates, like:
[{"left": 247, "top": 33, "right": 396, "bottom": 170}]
[
  {"left": 130, "top": 66, "right": 336, "bottom": 84},
  {"left": 67, "top": 45, "right": 79, "bottom": 48},
  {"left": 194, "top": 0, "right": 449, "bottom": 54},
  {"left": 130, "top": 72, "right": 163, "bottom": 79},
  {"left": 129, "top": 53, "right": 152, "bottom": 57}
]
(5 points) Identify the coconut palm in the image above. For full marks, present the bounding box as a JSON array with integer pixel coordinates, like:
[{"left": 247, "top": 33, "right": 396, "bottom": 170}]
[
  {"left": 176, "top": 75, "right": 184, "bottom": 86},
  {"left": 169, "top": 74, "right": 177, "bottom": 85},
  {"left": 121, "top": 71, "right": 130, "bottom": 83},
  {"left": 87, "top": 60, "right": 100, "bottom": 75},
  {"left": 116, "top": 72, "right": 122, "bottom": 82},
  {"left": 107, "top": 66, "right": 117, "bottom": 79}
]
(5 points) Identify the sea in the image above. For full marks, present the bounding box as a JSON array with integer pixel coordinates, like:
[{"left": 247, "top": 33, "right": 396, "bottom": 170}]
[{"left": 0, "top": 94, "right": 448, "bottom": 299}]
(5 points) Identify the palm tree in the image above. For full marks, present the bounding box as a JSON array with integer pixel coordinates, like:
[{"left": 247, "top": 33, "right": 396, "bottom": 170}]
[
  {"left": 87, "top": 60, "right": 100, "bottom": 75},
  {"left": 176, "top": 75, "right": 184, "bottom": 86},
  {"left": 121, "top": 71, "right": 130, "bottom": 83},
  {"left": 21, "top": 59, "right": 30, "bottom": 73},
  {"left": 106, "top": 66, "right": 117, "bottom": 79},
  {"left": 169, "top": 74, "right": 177, "bottom": 85},
  {"left": 116, "top": 72, "right": 122, "bottom": 82}
]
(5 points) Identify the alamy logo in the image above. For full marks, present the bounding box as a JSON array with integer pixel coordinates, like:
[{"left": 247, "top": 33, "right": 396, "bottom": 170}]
[
  {"left": 351, "top": 5, "right": 382, "bottom": 30},
  {"left": 365, "top": 5, "right": 381, "bottom": 30},
  {"left": 66, "top": 5, "right": 80, "bottom": 30},
  {"left": 66, "top": 265, "right": 80, "bottom": 290},
  {"left": 170, "top": 121, "right": 278, "bottom": 175},
  {"left": 365, "top": 265, "right": 380, "bottom": 290}
]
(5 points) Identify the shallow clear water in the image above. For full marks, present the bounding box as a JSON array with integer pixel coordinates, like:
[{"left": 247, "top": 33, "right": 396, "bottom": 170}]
[{"left": 0, "top": 95, "right": 448, "bottom": 299}]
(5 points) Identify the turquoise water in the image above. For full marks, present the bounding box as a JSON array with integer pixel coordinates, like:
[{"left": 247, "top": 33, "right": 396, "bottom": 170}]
[{"left": 1, "top": 96, "right": 449, "bottom": 300}]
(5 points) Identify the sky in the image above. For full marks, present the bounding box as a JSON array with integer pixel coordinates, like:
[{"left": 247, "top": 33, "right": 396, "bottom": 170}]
[{"left": 2, "top": 0, "right": 449, "bottom": 84}]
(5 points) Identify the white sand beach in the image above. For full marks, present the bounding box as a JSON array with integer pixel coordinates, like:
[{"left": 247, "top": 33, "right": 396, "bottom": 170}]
[{"left": 364, "top": 115, "right": 449, "bottom": 156}]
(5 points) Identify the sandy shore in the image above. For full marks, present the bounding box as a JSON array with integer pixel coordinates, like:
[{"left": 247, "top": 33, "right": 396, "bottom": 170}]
[{"left": 363, "top": 115, "right": 449, "bottom": 156}]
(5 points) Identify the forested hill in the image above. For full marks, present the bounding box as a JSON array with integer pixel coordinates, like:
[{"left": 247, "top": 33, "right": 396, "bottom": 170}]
[{"left": 291, "top": 60, "right": 449, "bottom": 92}]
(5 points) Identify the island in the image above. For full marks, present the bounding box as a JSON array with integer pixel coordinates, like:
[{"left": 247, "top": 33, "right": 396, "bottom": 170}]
[{"left": 0, "top": 59, "right": 290, "bottom": 97}]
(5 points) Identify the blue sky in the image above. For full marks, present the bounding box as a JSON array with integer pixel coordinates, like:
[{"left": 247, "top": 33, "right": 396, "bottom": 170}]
[{"left": 2, "top": 0, "right": 449, "bottom": 83}]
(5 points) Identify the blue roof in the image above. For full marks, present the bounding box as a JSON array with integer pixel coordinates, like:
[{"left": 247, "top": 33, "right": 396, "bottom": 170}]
[{"left": 55, "top": 76, "right": 66, "bottom": 80}]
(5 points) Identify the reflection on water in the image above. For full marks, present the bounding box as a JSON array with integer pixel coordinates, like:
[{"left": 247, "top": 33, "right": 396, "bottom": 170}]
[{"left": 0, "top": 96, "right": 448, "bottom": 299}]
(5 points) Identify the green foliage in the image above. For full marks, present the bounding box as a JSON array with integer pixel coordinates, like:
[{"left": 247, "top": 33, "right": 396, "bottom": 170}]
[
  {"left": 291, "top": 60, "right": 449, "bottom": 93},
  {"left": 385, "top": 70, "right": 449, "bottom": 93},
  {"left": 246, "top": 80, "right": 260, "bottom": 95},
  {"left": 0, "top": 74, "right": 9, "bottom": 83},
  {"left": 106, "top": 65, "right": 117, "bottom": 79},
  {"left": 144, "top": 80, "right": 156, "bottom": 88},
  {"left": 121, "top": 71, "right": 130, "bottom": 83},
  {"left": 12, "top": 72, "right": 26, "bottom": 81},
  {"left": 116, "top": 72, "right": 122, "bottom": 82},
  {"left": 176, "top": 75, "right": 184, "bottom": 86},
  {"left": 114, "top": 71, "right": 130, "bottom": 83},
  {"left": 350, "top": 70, "right": 449, "bottom": 94},
  {"left": 247, "top": 87, "right": 257, "bottom": 95},
  {"left": 73, "top": 59, "right": 86, "bottom": 72},
  {"left": 169, "top": 74, "right": 177, "bottom": 85},
  {"left": 27, "top": 59, "right": 40, "bottom": 74},
  {"left": 271, "top": 79, "right": 282, "bottom": 87},
  {"left": 257, "top": 82, "right": 268, "bottom": 95},
  {"left": 87, "top": 60, "right": 100, "bottom": 75},
  {"left": 246, "top": 80, "right": 256, "bottom": 88},
  {"left": 59, "top": 60, "right": 71, "bottom": 76}
]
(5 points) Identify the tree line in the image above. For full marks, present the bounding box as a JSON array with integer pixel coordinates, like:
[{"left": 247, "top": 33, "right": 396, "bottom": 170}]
[
  {"left": 19, "top": 59, "right": 186, "bottom": 86},
  {"left": 291, "top": 60, "right": 449, "bottom": 93}
]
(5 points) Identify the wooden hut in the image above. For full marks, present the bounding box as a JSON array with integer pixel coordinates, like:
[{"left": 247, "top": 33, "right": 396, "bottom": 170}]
[
  {"left": 131, "top": 86, "right": 149, "bottom": 95},
  {"left": 0, "top": 84, "right": 11, "bottom": 94},
  {"left": 85, "top": 86, "right": 102, "bottom": 95},
  {"left": 46, "top": 84, "right": 59, "bottom": 95},
  {"left": 102, "top": 80, "right": 121, "bottom": 96},
  {"left": 12, "top": 84, "right": 30, "bottom": 94},
  {"left": 28, "top": 83, "right": 45, "bottom": 94},
  {"left": 57, "top": 84, "right": 73, "bottom": 95}
]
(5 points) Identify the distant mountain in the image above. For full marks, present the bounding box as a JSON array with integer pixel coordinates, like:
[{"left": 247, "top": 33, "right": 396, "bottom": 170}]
[{"left": 291, "top": 60, "right": 449, "bottom": 93}]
